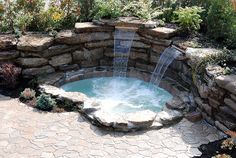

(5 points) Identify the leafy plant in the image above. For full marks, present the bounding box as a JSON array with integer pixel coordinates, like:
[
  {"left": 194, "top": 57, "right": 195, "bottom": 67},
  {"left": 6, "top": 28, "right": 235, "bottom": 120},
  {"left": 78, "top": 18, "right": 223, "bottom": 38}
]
[
  {"left": 20, "top": 88, "right": 36, "bottom": 100},
  {"left": 174, "top": 6, "right": 204, "bottom": 34},
  {"left": 192, "top": 50, "right": 231, "bottom": 84},
  {"left": 206, "top": 0, "right": 236, "bottom": 48},
  {"left": 36, "top": 94, "right": 56, "bottom": 111},
  {"left": 0, "top": 63, "right": 21, "bottom": 88},
  {"left": 92, "top": 0, "right": 122, "bottom": 20},
  {"left": 77, "top": 0, "right": 94, "bottom": 22},
  {"left": 122, "top": 0, "right": 163, "bottom": 21}
]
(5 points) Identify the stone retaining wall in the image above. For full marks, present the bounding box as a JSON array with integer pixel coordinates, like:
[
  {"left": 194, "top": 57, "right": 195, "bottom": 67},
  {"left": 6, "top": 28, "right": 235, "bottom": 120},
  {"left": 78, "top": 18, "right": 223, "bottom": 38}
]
[{"left": 0, "top": 21, "right": 235, "bottom": 132}]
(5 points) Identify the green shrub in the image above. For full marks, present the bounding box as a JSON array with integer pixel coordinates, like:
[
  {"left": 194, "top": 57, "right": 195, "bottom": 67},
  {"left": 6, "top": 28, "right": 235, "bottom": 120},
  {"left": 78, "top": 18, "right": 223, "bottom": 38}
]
[
  {"left": 36, "top": 94, "right": 56, "bottom": 111},
  {"left": 78, "top": 0, "right": 95, "bottom": 22},
  {"left": 92, "top": 0, "right": 122, "bottom": 20},
  {"left": 122, "top": 0, "right": 162, "bottom": 21},
  {"left": 206, "top": 0, "right": 235, "bottom": 41},
  {"left": 174, "top": 6, "right": 204, "bottom": 34}
]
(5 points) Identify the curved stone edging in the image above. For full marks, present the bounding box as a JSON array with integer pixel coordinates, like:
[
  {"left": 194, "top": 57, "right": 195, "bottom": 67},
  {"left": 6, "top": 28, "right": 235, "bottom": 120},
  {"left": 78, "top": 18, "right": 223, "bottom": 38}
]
[{"left": 38, "top": 67, "right": 191, "bottom": 132}]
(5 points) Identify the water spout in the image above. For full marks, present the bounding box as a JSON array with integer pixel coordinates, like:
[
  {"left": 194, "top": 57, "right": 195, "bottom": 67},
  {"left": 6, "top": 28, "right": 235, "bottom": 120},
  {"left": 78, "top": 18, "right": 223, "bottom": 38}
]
[
  {"left": 150, "top": 46, "right": 181, "bottom": 87},
  {"left": 113, "top": 26, "right": 137, "bottom": 78}
]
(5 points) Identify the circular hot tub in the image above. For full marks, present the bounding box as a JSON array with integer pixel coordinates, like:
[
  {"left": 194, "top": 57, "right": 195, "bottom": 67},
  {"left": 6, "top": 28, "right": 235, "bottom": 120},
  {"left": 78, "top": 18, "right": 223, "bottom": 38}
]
[{"left": 61, "top": 77, "right": 172, "bottom": 114}]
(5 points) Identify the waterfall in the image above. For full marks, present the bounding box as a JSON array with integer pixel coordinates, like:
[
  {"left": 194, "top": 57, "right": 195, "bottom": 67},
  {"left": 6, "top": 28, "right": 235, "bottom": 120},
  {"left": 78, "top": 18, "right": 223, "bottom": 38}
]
[
  {"left": 150, "top": 47, "right": 181, "bottom": 86},
  {"left": 113, "top": 27, "right": 136, "bottom": 77}
]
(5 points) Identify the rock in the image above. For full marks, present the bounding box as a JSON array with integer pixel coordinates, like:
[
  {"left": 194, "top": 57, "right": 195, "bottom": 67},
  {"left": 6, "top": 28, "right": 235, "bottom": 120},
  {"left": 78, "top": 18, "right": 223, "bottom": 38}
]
[
  {"left": 82, "top": 99, "right": 101, "bottom": 114},
  {"left": 150, "top": 118, "right": 163, "bottom": 130},
  {"left": 37, "top": 72, "right": 65, "bottom": 85},
  {"left": 208, "top": 97, "right": 221, "bottom": 108},
  {"left": 75, "top": 22, "right": 114, "bottom": 33},
  {"left": 130, "top": 51, "right": 148, "bottom": 61},
  {"left": 56, "top": 30, "right": 111, "bottom": 44},
  {"left": 93, "top": 111, "right": 121, "bottom": 127},
  {"left": 39, "top": 84, "right": 88, "bottom": 103},
  {"left": 166, "top": 97, "right": 186, "bottom": 110},
  {"left": 206, "top": 65, "right": 224, "bottom": 78},
  {"left": 49, "top": 54, "right": 72, "bottom": 67},
  {"left": 42, "top": 45, "right": 80, "bottom": 58},
  {"left": 85, "top": 40, "right": 113, "bottom": 48},
  {"left": 39, "top": 84, "right": 64, "bottom": 96},
  {"left": 195, "top": 80, "right": 209, "bottom": 98},
  {"left": 0, "top": 50, "right": 19, "bottom": 61},
  {"left": 132, "top": 41, "right": 150, "bottom": 49},
  {"left": 81, "top": 61, "right": 99, "bottom": 68},
  {"left": 215, "top": 114, "right": 236, "bottom": 130},
  {"left": 157, "top": 109, "right": 183, "bottom": 125},
  {"left": 142, "top": 27, "right": 177, "bottom": 39},
  {"left": 94, "top": 17, "right": 158, "bottom": 28},
  {"left": 73, "top": 48, "right": 103, "bottom": 61},
  {"left": 17, "top": 34, "right": 54, "bottom": 52},
  {"left": 224, "top": 98, "right": 236, "bottom": 112},
  {"left": 151, "top": 45, "right": 166, "bottom": 54},
  {"left": 16, "top": 58, "right": 48, "bottom": 68},
  {"left": 219, "top": 106, "right": 236, "bottom": 119},
  {"left": 60, "top": 91, "right": 88, "bottom": 104},
  {"left": 185, "top": 111, "right": 202, "bottom": 122},
  {"left": 22, "top": 65, "right": 55, "bottom": 77},
  {"left": 126, "top": 110, "right": 156, "bottom": 129},
  {"left": 135, "top": 62, "right": 155, "bottom": 72},
  {"left": 59, "top": 64, "right": 79, "bottom": 71},
  {"left": 201, "top": 103, "right": 212, "bottom": 116},
  {"left": 185, "top": 48, "right": 223, "bottom": 67},
  {"left": 215, "top": 121, "right": 229, "bottom": 132},
  {"left": 202, "top": 112, "right": 215, "bottom": 126},
  {"left": 216, "top": 75, "right": 236, "bottom": 95},
  {"left": 0, "top": 34, "right": 17, "bottom": 50},
  {"left": 230, "top": 94, "right": 236, "bottom": 102},
  {"left": 150, "top": 52, "right": 160, "bottom": 63}
]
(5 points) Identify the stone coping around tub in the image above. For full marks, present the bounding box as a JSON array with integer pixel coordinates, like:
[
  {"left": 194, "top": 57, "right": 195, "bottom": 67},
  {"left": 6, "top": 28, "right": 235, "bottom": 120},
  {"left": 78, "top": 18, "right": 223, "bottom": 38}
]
[
  {"left": 37, "top": 67, "right": 194, "bottom": 132},
  {"left": 39, "top": 84, "right": 185, "bottom": 132}
]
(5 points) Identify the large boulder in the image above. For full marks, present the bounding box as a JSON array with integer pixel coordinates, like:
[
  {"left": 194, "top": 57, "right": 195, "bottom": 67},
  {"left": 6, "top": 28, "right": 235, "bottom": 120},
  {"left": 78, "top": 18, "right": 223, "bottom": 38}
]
[
  {"left": 16, "top": 58, "right": 48, "bottom": 68},
  {"left": 216, "top": 75, "right": 236, "bottom": 95},
  {"left": 49, "top": 53, "right": 72, "bottom": 67},
  {"left": 17, "top": 34, "right": 54, "bottom": 52},
  {"left": 56, "top": 30, "right": 111, "bottom": 44}
]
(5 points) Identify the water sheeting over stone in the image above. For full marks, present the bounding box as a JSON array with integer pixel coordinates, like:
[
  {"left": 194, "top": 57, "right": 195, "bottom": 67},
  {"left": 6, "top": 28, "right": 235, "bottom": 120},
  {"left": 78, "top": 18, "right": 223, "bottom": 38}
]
[
  {"left": 150, "top": 47, "right": 181, "bottom": 86},
  {"left": 113, "top": 27, "right": 136, "bottom": 77}
]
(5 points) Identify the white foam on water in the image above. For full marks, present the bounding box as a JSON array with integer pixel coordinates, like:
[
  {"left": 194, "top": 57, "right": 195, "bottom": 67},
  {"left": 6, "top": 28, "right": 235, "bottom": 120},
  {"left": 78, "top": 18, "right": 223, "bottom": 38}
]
[{"left": 61, "top": 77, "right": 172, "bottom": 114}]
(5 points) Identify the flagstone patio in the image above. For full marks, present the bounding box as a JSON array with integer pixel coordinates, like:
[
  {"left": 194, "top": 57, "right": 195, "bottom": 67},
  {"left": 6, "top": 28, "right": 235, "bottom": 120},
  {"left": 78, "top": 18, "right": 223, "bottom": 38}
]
[{"left": 0, "top": 95, "right": 224, "bottom": 158}]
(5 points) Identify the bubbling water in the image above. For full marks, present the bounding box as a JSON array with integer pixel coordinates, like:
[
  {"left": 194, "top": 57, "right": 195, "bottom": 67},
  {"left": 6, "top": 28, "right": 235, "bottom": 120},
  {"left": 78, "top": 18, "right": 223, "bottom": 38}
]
[{"left": 61, "top": 77, "right": 172, "bottom": 114}]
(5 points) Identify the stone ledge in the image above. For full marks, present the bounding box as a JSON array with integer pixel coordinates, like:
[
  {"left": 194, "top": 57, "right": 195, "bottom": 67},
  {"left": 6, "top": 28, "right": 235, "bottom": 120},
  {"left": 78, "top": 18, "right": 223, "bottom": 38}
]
[
  {"left": 17, "top": 34, "right": 54, "bottom": 52},
  {"left": 16, "top": 57, "right": 48, "bottom": 68},
  {"left": 185, "top": 48, "right": 223, "bottom": 67},
  {"left": 0, "top": 50, "right": 19, "bottom": 61},
  {"left": 0, "top": 34, "right": 17, "bottom": 50},
  {"left": 93, "top": 17, "right": 158, "bottom": 28},
  {"left": 75, "top": 22, "right": 114, "bottom": 33},
  {"left": 22, "top": 65, "right": 55, "bottom": 77},
  {"left": 141, "top": 27, "right": 177, "bottom": 39},
  {"left": 216, "top": 75, "right": 236, "bottom": 95},
  {"left": 56, "top": 30, "right": 112, "bottom": 45}
]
